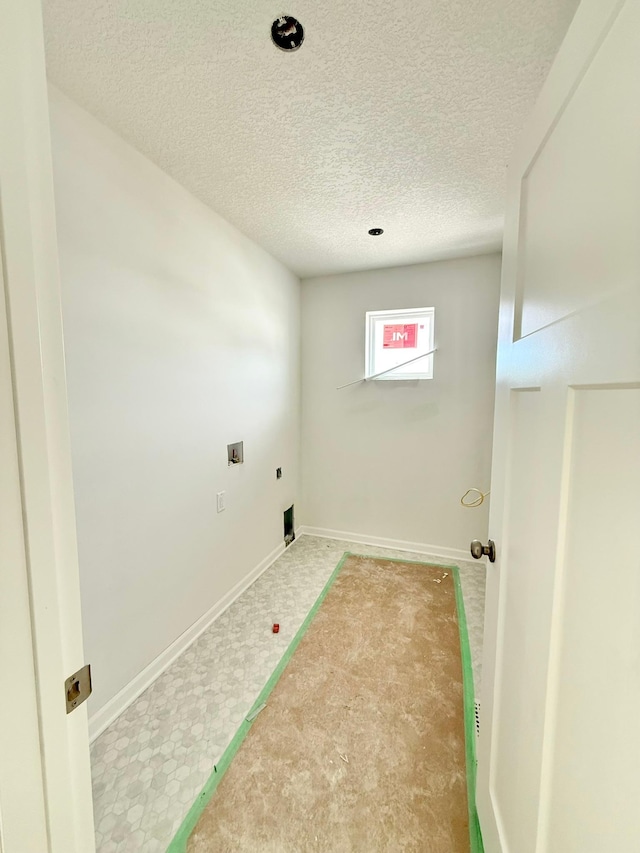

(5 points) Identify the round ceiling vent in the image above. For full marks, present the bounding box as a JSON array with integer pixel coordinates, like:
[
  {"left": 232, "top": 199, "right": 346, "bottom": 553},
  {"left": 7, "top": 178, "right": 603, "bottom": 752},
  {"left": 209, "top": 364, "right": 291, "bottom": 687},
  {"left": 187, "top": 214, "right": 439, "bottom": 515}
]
[
  {"left": 271, "top": 16, "right": 304, "bottom": 52},
  {"left": 368, "top": 228, "right": 384, "bottom": 236}
]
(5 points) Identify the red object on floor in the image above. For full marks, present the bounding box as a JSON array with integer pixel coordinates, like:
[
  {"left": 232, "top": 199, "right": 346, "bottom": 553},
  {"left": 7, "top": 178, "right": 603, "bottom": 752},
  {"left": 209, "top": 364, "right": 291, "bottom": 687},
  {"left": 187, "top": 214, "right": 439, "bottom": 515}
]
[{"left": 272, "top": 623, "right": 280, "bottom": 633}]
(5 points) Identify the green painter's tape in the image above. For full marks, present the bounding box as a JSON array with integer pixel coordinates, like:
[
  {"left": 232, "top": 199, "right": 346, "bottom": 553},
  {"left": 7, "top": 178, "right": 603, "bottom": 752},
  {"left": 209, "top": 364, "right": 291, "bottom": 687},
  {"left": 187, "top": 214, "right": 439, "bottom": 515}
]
[
  {"left": 452, "top": 565, "right": 484, "bottom": 853},
  {"left": 167, "top": 552, "right": 351, "bottom": 852},
  {"left": 167, "top": 551, "right": 483, "bottom": 853}
]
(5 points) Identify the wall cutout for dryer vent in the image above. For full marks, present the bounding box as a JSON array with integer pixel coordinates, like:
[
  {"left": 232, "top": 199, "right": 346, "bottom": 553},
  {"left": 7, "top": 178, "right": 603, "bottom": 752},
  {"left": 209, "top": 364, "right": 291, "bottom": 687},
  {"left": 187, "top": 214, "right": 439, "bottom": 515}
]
[
  {"left": 284, "top": 505, "right": 295, "bottom": 546},
  {"left": 227, "top": 441, "right": 243, "bottom": 466}
]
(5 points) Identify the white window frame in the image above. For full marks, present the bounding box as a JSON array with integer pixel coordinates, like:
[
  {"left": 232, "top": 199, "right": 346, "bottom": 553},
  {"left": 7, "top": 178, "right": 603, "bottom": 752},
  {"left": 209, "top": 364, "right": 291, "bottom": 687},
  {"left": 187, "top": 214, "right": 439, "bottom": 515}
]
[{"left": 365, "top": 307, "right": 435, "bottom": 381}]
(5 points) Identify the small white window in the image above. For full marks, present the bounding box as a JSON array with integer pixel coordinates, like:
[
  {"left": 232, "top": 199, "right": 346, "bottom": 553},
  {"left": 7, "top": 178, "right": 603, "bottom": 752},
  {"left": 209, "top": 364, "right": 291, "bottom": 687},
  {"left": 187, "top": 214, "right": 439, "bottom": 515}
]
[{"left": 365, "top": 307, "right": 435, "bottom": 380}]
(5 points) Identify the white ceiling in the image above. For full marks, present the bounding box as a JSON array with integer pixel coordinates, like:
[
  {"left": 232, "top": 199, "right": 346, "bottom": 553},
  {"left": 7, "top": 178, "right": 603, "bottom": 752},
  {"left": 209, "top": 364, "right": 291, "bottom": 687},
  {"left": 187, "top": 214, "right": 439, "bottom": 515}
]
[{"left": 42, "top": 0, "right": 579, "bottom": 278}]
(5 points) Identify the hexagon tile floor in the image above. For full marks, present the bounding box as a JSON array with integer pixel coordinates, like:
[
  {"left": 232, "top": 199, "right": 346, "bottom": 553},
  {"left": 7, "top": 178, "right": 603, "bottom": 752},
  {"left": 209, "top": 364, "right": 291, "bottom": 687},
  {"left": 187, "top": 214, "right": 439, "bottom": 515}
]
[{"left": 90, "top": 534, "right": 486, "bottom": 852}]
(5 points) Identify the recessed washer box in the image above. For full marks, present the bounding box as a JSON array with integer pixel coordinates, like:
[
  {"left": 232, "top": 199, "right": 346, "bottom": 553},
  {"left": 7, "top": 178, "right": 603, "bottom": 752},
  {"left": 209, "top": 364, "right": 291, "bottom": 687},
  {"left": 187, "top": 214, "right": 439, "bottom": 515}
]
[{"left": 227, "top": 441, "right": 243, "bottom": 466}]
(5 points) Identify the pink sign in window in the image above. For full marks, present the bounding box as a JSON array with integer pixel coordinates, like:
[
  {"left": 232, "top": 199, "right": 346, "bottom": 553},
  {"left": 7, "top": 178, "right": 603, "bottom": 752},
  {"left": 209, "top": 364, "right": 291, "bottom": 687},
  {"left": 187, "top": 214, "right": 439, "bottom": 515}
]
[{"left": 383, "top": 323, "right": 417, "bottom": 348}]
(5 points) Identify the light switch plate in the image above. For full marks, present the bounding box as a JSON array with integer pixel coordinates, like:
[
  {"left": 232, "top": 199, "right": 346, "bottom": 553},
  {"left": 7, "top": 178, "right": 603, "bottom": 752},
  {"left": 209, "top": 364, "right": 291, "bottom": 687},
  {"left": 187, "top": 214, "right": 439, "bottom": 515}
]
[{"left": 216, "top": 491, "right": 226, "bottom": 513}]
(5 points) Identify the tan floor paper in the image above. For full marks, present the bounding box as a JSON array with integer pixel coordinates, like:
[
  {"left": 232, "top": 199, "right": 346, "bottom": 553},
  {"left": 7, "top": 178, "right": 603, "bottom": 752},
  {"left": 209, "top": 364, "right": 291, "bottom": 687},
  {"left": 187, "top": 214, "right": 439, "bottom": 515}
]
[{"left": 187, "top": 555, "right": 470, "bottom": 852}]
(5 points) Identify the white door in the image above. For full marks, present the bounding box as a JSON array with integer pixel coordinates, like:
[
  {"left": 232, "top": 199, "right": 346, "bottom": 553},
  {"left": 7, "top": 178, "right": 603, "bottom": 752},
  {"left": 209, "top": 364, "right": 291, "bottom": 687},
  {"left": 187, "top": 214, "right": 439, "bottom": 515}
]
[
  {"left": 477, "top": 0, "right": 640, "bottom": 851},
  {"left": 0, "top": 1, "right": 95, "bottom": 851}
]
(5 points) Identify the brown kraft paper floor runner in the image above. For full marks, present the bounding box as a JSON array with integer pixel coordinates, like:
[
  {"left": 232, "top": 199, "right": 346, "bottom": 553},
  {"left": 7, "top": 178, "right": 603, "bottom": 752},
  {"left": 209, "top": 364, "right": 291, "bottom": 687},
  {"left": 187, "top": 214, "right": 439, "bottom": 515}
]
[{"left": 187, "top": 555, "right": 470, "bottom": 852}]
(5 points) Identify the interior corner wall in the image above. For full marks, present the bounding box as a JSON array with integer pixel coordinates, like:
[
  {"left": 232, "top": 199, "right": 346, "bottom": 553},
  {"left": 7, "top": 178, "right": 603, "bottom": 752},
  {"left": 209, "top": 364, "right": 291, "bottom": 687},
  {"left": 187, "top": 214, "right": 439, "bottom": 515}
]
[
  {"left": 300, "top": 254, "right": 501, "bottom": 554},
  {"left": 48, "top": 87, "right": 301, "bottom": 719}
]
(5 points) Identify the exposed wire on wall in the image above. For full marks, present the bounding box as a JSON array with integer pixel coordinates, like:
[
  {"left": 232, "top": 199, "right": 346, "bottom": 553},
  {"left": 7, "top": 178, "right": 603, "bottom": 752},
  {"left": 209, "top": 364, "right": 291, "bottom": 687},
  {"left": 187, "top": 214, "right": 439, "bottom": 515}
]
[
  {"left": 337, "top": 348, "right": 438, "bottom": 390},
  {"left": 460, "top": 488, "right": 490, "bottom": 508}
]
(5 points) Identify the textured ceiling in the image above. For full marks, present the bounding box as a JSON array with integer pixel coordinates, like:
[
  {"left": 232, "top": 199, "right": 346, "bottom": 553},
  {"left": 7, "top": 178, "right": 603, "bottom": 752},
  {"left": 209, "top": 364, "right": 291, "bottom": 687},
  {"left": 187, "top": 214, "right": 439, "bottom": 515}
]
[{"left": 42, "top": 0, "right": 579, "bottom": 278}]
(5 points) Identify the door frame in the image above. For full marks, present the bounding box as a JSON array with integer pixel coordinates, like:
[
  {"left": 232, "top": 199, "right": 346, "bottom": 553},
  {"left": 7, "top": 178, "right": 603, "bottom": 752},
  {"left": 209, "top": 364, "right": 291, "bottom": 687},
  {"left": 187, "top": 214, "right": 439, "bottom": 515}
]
[{"left": 0, "top": 1, "right": 95, "bottom": 850}]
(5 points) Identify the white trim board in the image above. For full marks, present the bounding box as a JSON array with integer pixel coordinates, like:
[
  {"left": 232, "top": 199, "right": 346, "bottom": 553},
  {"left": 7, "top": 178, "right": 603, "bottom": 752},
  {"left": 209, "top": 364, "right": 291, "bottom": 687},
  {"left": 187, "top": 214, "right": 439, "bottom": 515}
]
[
  {"left": 298, "top": 526, "right": 472, "bottom": 564},
  {"left": 88, "top": 525, "right": 470, "bottom": 741},
  {"left": 88, "top": 533, "right": 299, "bottom": 742}
]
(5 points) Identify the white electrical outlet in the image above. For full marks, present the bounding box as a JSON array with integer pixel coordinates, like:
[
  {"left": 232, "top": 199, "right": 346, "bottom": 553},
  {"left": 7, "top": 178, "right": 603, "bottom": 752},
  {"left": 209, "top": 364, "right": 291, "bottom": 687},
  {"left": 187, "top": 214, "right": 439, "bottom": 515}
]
[{"left": 216, "top": 491, "right": 226, "bottom": 513}]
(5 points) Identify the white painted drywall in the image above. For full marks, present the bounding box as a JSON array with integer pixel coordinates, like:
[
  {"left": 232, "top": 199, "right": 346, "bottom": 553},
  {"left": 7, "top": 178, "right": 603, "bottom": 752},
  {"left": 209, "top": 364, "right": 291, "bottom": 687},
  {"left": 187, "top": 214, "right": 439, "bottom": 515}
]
[
  {"left": 300, "top": 255, "right": 501, "bottom": 553},
  {"left": 49, "top": 87, "right": 300, "bottom": 717}
]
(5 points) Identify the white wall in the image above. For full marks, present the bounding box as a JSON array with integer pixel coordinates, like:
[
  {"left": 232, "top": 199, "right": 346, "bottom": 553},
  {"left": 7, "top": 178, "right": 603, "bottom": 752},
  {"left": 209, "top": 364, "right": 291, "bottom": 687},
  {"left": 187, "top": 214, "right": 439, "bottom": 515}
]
[
  {"left": 301, "top": 254, "right": 501, "bottom": 555},
  {"left": 49, "top": 88, "right": 300, "bottom": 721}
]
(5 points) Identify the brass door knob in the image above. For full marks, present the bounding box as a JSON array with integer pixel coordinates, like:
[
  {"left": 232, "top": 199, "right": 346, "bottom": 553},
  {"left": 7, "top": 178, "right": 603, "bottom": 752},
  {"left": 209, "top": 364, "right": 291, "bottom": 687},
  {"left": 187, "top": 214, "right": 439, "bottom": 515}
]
[{"left": 470, "top": 539, "right": 496, "bottom": 562}]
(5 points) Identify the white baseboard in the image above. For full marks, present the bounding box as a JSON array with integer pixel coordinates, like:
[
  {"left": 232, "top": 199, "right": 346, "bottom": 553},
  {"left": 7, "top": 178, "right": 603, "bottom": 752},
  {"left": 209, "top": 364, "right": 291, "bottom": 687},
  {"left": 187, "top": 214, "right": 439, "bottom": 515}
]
[
  {"left": 88, "top": 526, "right": 467, "bottom": 741},
  {"left": 298, "top": 526, "right": 472, "bottom": 564},
  {"left": 88, "top": 533, "right": 299, "bottom": 742}
]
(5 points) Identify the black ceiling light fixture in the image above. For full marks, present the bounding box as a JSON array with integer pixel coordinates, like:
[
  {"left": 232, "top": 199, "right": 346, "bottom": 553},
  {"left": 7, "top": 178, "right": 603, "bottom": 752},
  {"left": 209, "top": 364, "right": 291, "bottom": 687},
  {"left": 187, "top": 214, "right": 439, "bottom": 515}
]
[
  {"left": 271, "top": 16, "right": 304, "bottom": 51},
  {"left": 368, "top": 228, "right": 384, "bottom": 236}
]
